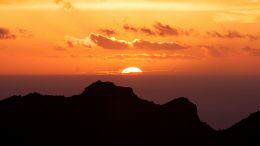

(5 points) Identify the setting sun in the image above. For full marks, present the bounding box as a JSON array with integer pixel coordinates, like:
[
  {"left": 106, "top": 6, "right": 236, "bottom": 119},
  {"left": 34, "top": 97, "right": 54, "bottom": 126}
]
[
  {"left": 1, "top": 0, "right": 260, "bottom": 145},
  {"left": 121, "top": 67, "right": 143, "bottom": 74}
]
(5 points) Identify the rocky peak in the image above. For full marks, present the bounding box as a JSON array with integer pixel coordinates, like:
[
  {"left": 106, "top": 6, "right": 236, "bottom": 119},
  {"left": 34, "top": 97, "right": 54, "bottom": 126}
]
[{"left": 81, "top": 80, "right": 134, "bottom": 97}]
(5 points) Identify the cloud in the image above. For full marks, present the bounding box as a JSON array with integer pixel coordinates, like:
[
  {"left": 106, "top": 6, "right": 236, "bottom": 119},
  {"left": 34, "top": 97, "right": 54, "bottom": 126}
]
[
  {"left": 54, "top": 46, "right": 67, "bottom": 51},
  {"left": 91, "top": 33, "right": 186, "bottom": 50},
  {"left": 207, "top": 30, "right": 260, "bottom": 41},
  {"left": 132, "top": 39, "right": 186, "bottom": 50},
  {"left": 199, "top": 45, "right": 232, "bottom": 57},
  {"left": 123, "top": 25, "right": 155, "bottom": 35},
  {"left": 106, "top": 53, "right": 197, "bottom": 60},
  {"left": 69, "top": 54, "right": 96, "bottom": 58},
  {"left": 199, "top": 45, "right": 260, "bottom": 57},
  {"left": 99, "top": 29, "right": 117, "bottom": 36},
  {"left": 122, "top": 23, "right": 259, "bottom": 41},
  {"left": 242, "top": 46, "right": 260, "bottom": 56},
  {"left": 65, "top": 36, "right": 92, "bottom": 48},
  {"left": 89, "top": 33, "right": 130, "bottom": 50},
  {"left": 153, "top": 22, "right": 179, "bottom": 36},
  {"left": 66, "top": 33, "right": 187, "bottom": 51},
  {"left": 15, "top": 28, "right": 33, "bottom": 38},
  {"left": 123, "top": 24, "right": 138, "bottom": 32},
  {"left": 53, "top": 0, "right": 74, "bottom": 10},
  {"left": 123, "top": 22, "right": 194, "bottom": 36},
  {"left": 207, "top": 30, "right": 243, "bottom": 38},
  {"left": 139, "top": 27, "right": 156, "bottom": 35},
  {"left": 0, "top": 27, "right": 16, "bottom": 39},
  {"left": 245, "top": 34, "right": 260, "bottom": 41},
  {"left": 0, "top": 27, "right": 33, "bottom": 40},
  {"left": 39, "top": 54, "right": 97, "bottom": 59}
]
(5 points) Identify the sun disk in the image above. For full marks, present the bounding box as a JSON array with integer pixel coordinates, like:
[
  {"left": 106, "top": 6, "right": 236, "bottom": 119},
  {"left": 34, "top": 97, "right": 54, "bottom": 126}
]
[{"left": 121, "top": 67, "right": 143, "bottom": 74}]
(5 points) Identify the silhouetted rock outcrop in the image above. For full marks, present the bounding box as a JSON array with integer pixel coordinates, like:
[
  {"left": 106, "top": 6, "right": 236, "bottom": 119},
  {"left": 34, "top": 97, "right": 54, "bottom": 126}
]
[
  {"left": 0, "top": 81, "right": 259, "bottom": 146},
  {"left": 220, "top": 111, "right": 260, "bottom": 145}
]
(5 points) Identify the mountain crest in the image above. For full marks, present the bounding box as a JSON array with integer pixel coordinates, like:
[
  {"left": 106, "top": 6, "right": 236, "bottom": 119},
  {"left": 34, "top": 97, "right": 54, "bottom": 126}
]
[
  {"left": 81, "top": 80, "right": 134, "bottom": 97},
  {"left": 1, "top": 81, "right": 260, "bottom": 146},
  {"left": 83, "top": 80, "right": 116, "bottom": 92}
]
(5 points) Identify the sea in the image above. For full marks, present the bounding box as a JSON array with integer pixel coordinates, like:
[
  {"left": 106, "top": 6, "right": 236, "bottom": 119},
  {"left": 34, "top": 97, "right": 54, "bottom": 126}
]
[{"left": 1, "top": 75, "right": 260, "bottom": 129}]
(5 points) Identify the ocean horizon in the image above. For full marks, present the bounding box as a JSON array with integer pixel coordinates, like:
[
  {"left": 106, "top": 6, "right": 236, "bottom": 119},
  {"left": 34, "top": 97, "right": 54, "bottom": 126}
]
[{"left": 1, "top": 75, "right": 260, "bottom": 129}]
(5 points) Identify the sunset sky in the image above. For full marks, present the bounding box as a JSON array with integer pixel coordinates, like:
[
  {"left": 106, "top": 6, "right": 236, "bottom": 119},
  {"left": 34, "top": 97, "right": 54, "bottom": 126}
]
[{"left": 1, "top": 0, "right": 260, "bottom": 75}]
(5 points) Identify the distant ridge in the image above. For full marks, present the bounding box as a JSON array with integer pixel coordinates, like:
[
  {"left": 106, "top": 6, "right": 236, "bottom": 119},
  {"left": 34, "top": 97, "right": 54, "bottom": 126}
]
[{"left": 0, "top": 81, "right": 259, "bottom": 146}]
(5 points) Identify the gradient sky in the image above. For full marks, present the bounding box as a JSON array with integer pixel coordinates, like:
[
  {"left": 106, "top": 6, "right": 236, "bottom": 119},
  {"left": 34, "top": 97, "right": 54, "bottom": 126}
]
[{"left": 0, "top": 0, "right": 260, "bottom": 75}]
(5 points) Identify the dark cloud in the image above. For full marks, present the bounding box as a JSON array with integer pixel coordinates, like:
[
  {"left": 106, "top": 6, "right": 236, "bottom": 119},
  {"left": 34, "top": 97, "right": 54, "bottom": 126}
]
[
  {"left": 90, "top": 33, "right": 186, "bottom": 50},
  {"left": 0, "top": 27, "right": 16, "bottom": 39},
  {"left": 0, "top": 27, "right": 33, "bottom": 40},
  {"left": 123, "top": 22, "right": 193, "bottom": 36},
  {"left": 89, "top": 33, "right": 130, "bottom": 50},
  {"left": 242, "top": 46, "right": 260, "bottom": 56},
  {"left": 123, "top": 24, "right": 138, "bottom": 32},
  {"left": 67, "top": 40, "right": 74, "bottom": 47},
  {"left": 246, "top": 34, "right": 260, "bottom": 41},
  {"left": 153, "top": 22, "right": 179, "bottom": 36},
  {"left": 207, "top": 30, "right": 243, "bottom": 38},
  {"left": 67, "top": 33, "right": 187, "bottom": 51},
  {"left": 207, "top": 30, "right": 260, "bottom": 41},
  {"left": 99, "top": 29, "right": 117, "bottom": 36},
  {"left": 140, "top": 27, "right": 156, "bottom": 35},
  {"left": 123, "top": 25, "right": 155, "bottom": 35},
  {"left": 199, "top": 45, "right": 260, "bottom": 57},
  {"left": 122, "top": 23, "right": 259, "bottom": 41}
]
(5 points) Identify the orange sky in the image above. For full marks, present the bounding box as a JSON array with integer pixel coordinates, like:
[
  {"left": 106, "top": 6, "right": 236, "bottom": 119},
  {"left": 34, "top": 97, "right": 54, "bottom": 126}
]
[{"left": 0, "top": 0, "right": 260, "bottom": 75}]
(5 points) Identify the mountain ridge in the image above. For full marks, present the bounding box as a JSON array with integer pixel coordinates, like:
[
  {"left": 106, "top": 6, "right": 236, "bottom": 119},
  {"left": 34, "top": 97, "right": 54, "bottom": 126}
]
[{"left": 0, "top": 80, "right": 259, "bottom": 146}]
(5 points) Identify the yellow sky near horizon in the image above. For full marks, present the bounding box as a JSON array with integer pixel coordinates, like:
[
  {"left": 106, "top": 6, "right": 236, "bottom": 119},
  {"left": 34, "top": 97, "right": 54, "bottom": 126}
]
[
  {"left": 0, "top": 0, "right": 260, "bottom": 75},
  {"left": 0, "top": 1, "right": 260, "bottom": 11}
]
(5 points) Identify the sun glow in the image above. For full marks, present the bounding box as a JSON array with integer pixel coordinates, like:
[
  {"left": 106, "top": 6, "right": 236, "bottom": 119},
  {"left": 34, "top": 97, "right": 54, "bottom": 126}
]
[
  {"left": 121, "top": 67, "right": 143, "bottom": 74},
  {"left": 0, "top": 2, "right": 221, "bottom": 11}
]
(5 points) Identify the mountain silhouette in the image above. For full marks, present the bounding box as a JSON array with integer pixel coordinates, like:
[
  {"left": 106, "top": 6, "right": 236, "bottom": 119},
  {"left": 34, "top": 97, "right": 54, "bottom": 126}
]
[{"left": 0, "top": 80, "right": 259, "bottom": 146}]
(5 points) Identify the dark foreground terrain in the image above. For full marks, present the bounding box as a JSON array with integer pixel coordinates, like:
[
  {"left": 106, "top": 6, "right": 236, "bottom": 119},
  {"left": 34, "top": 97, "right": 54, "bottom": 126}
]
[{"left": 1, "top": 81, "right": 260, "bottom": 146}]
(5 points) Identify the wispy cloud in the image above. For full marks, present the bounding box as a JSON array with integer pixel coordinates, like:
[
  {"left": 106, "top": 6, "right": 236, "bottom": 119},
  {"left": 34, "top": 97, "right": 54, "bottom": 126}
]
[
  {"left": 132, "top": 39, "right": 186, "bottom": 50},
  {"left": 153, "top": 22, "right": 179, "bottom": 36},
  {"left": 242, "top": 46, "right": 260, "bottom": 56},
  {"left": 207, "top": 30, "right": 260, "bottom": 41},
  {"left": 53, "top": 0, "right": 74, "bottom": 10},
  {"left": 65, "top": 36, "right": 92, "bottom": 48},
  {"left": 0, "top": 27, "right": 16, "bottom": 39},
  {"left": 91, "top": 33, "right": 186, "bottom": 50},
  {"left": 123, "top": 24, "right": 156, "bottom": 36},
  {"left": 199, "top": 45, "right": 235, "bottom": 57},
  {"left": 89, "top": 33, "right": 130, "bottom": 50},
  {"left": 106, "top": 53, "right": 197, "bottom": 60},
  {"left": 66, "top": 33, "right": 187, "bottom": 51},
  {"left": 123, "top": 24, "right": 138, "bottom": 32},
  {"left": 53, "top": 46, "right": 67, "bottom": 51},
  {"left": 123, "top": 22, "right": 194, "bottom": 36},
  {"left": 99, "top": 29, "right": 117, "bottom": 36}
]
